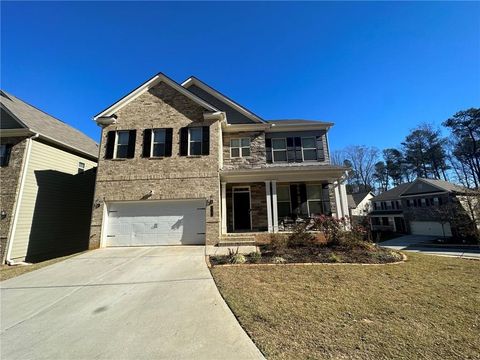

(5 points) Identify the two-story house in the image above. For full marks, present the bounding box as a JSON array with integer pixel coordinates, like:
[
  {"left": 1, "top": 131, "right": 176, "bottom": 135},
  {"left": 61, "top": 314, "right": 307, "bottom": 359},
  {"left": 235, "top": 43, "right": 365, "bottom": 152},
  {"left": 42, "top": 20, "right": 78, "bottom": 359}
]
[{"left": 88, "top": 73, "right": 349, "bottom": 249}]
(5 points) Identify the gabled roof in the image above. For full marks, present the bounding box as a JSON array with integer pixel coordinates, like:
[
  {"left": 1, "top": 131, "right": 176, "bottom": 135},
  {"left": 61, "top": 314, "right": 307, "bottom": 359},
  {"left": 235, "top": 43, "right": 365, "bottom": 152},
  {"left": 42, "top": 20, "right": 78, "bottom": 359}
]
[
  {"left": 372, "top": 183, "right": 412, "bottom": 201},
  {"left": 181, "top": 76, "right": 265, "bottom": 124},
  {"left": 94, "top": 73, "right": 219, "bottom": 120},
  {"left": 412, "top": 178, "right": 468, "bottom": 194},
  {"left": 351, "top": 191, "right": 373, "bottom": 206},
  {"left": 1, "top": 90, "right": 98, "bottom": 159}
]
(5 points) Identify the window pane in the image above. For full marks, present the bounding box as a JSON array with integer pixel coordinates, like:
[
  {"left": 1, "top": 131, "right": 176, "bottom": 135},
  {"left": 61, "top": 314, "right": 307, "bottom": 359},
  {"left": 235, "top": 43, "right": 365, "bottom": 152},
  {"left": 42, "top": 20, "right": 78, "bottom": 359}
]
[
  {"left": 231, "top": 139, "right": 240, "bottom": 147},
  {"left": 153, "top": 129, "right": 165, "bottom": 143},
  {"left": 189, "top": 128, "right": 202, "bottom": 142},
  {"left": 277, "top": 186, "right": 290, "bottom": 202},
  {"left": 117, "top": 131, "right": 130, "bottom": 145},
  {"left": 116, "top": 145, "right": 128, "bottom": 158},
  {"left": 272, "top": 138, "right": 286, "bottom": 149},
  {"left": 273, "top": 151, "right": 287, "bottom": 162},
  {"left": 307, "top": 185, "right": 322, "bottom": 200},
  {"left": 153, "top": 143, "right": 165, "bottom": 157},
  {"left": 241, "top": 138, "right": 250, "bottom": 147},
  {"left": 0, "top": 145, "right": 6, "bottom": 157},
  {"left": 278, "top": 202, "right": 291, "bottom": 219},
  {"left": 308, "top": 201, "right": 323, "bottom": 215},
  {"left": 231, "top": 148, "right": 240, "bottom": 157},
  {"left": 303, "top": 149, "right": 317, "bottom": 161},
  {"left": 190, "top": 142, "right": 202, "bottom": 155},
  {"left": 241, "top": 148, "right": 250, "bottom": 157},
  {"left": 302, "top": 137, "right": 316, "bottom": 148}
]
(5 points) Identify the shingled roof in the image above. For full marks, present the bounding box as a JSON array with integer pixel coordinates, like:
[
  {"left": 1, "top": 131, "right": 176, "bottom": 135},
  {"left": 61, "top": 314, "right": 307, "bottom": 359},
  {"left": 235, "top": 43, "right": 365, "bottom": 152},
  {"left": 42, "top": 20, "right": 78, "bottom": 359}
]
[{"left": 1, "top": 90, "right": 98, "bottom": 159}]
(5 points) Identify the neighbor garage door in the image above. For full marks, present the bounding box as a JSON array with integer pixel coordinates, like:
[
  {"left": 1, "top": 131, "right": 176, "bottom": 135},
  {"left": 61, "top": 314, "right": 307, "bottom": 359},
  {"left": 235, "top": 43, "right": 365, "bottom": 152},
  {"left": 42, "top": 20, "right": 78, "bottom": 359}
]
[
  {"left": 105, "top": 200, "right": 206, "bottom": 246},
  {"left": 410, "top": 221, "right": 452, "bottom": 237}
]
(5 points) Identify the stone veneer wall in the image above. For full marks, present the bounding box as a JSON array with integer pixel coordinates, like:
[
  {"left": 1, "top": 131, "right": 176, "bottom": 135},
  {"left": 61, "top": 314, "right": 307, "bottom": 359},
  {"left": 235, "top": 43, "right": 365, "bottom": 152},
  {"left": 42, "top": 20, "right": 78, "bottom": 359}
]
[
  {"left": 0, "top": 137, "right": 27, "bottom": 261},
  {"left": 222, "top": 131, "right": 266, "bottom": 170},
  {"left": 89, "top": 82, "right": 221, "bottom": 247},
  {"left": 226, "top": 183, "right": 268, "bottom": 232}
]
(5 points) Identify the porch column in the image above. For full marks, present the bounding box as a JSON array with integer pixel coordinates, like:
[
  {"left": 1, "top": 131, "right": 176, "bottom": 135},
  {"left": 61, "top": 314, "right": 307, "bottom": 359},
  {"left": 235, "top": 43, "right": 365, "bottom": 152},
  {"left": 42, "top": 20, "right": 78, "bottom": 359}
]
[
  {"left": 271, "top": 180, "right": 279, "bottom": 232},
  {"left": 265, "top": 180, "right": 273, "bottom": 233},
  {"left": 333, "top": 181, "right": 342, "bottom": 218},
  {"left": 221, "top": 182, "right": 227, "bottom": 234}
]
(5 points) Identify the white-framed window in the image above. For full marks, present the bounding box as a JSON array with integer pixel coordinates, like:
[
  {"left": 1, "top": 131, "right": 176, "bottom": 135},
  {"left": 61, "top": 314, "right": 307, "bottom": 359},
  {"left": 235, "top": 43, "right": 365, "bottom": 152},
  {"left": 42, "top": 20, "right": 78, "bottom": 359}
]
[
  {"left": 114, "top": 131, "right": 130, "bottom": 159},
  {"left": 151, "top": 129, "right": 166, "bottom": 157},
  {"left": 301, "top": 137, "right": 317, "bottom": 161},
  {"left": 230, "top": 138, "right": 251, "bottom": 158},
  {"left": 272, "top": 138, "right": 287, "bottom": 162},
  {"left": 188, "top": 127, "right": 202, "bottom": 155},
  {"left": 306, "top": 184, "right": 324, "bottom": 216},
  {"left": 277, "top": 185, "right": 291, "bottom": 219},
  {"left": 78, "top": 162, "right": 85, "bottom": 174}
]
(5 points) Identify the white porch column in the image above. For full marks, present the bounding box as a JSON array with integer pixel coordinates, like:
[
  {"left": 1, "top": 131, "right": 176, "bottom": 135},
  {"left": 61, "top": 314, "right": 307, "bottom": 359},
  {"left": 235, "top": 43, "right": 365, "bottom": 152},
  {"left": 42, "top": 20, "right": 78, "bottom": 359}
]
[
  {"left": 265, "top": 180, "right": 273, "bottom": 233},
  {"left": 333, "top": 181, "right": 342, "bottom": 218},
  {"left": 339, "top": 181, "right": 350, "bottom": 229},
  {"left": 221, "top": 182, "right": 227, "bottom": 234},
  {"left": 271, "top": 180, "right": 279, "bottom": 232}
]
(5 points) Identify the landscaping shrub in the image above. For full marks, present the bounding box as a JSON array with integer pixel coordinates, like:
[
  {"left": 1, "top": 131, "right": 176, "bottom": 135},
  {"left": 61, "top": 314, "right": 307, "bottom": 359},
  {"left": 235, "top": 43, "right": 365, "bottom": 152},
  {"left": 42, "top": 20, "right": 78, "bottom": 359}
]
[
  {"left": 228, "top": 248, "right": 246, "bottom": 264},
  {"left": 272, "top": 256, "right": 286, "bottom": 264},
  {"left": 249, "top": 251, "right": 262, "bottom": 263},
  {"left": 313, "top": 215, "right": 346, "bottom": 245},
  {"left": 328, "top": 253, "right": 341, "bottom": 263},
  {"left": 287, "top": 223, "right": 316, "bottom": 248},
  {"left": 268, "top": 233, "right": 289, "bottom": 253}
]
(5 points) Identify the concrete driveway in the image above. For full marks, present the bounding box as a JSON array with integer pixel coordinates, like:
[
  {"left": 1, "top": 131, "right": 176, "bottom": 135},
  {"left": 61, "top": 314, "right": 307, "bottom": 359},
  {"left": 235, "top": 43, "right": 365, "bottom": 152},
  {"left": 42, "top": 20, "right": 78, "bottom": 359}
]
[
  {"left": 381, "top": 235, "right": 480, "bottom": 259},
  {"left": 1, "top": 247, "right": 264, "bottom": 360}
]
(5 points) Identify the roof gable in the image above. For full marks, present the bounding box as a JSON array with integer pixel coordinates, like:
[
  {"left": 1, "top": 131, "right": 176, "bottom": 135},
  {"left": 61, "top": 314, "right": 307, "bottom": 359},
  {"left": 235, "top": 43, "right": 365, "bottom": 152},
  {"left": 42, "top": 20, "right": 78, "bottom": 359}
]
[
  {"left": 0, "top": 90, "right": 98, "bottom": 159},
  {"left": 94, "top": 73, "right": 219, "bottom": 120},
  {"left": 182, "top": 76, "right": 265, "bottom": 124},
  {"left": 401, "top": 178, "right": 467, "bottom": 196}
]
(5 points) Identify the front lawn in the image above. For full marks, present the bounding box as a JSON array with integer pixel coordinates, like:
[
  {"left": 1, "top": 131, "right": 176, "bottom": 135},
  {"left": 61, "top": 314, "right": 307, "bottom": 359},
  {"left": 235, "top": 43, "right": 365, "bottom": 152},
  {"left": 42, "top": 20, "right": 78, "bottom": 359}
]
[{"left": 211, "top": 253, "right": 480, "bottom": 359}]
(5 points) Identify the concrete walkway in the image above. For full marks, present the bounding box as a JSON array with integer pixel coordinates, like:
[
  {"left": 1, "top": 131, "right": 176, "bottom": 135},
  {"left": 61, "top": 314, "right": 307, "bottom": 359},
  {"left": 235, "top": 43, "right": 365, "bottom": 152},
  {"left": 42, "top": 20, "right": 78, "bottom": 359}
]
[
  {"left": 1, "top": 247, "right": 265, "bottom": 360},
  {"left": 381, "top": 235, "right": 480, "bottom": 259}
]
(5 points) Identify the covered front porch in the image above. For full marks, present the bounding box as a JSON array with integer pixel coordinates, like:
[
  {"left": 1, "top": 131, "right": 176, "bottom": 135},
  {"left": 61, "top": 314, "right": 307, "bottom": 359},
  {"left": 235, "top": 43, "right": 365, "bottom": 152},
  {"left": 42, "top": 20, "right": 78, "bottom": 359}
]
[{"left": 220, "top": 166, "right": 349, "bottom": 235}]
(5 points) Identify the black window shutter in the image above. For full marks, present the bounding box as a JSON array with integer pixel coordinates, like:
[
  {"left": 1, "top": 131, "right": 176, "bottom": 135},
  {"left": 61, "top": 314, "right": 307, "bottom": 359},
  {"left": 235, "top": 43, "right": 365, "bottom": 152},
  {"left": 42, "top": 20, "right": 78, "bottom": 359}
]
[
  {"left": 165, "top": 128, "right": 173, "bottom": 157},
  {"left": 265, "top": 138, "right": 272, "bottom": 163},
  {"left": 286, "top": 137, "right": 295, "bottom": 163},
  {"left": 316, "top": 136, "right": 325, "bottom": 161},
  {"left": 1, "top": 144, "right": 12, "bottom": 166},
  {"left": 299, "top": 183, "right": 307, "bottom": 209},
  {"left": 294, "top": 137, "right": 302, "bottom": 162},
  {"left": 202, "top": 126, "right": 210, "bottom": 155},
  {"left": 290, "top": 184, "right": 298, "bottom": 215},
  {"left": 142, "top": 129, "right": 152, "bottom": 158},
  {"left": 105, "top": 131, "right": 116, "bottom": 159},
  {"left": 179, "top": 127, "right": 188, "bottom": 156},
  {"left": 127, "top": 130, "right": 136, "bottom": 158}
]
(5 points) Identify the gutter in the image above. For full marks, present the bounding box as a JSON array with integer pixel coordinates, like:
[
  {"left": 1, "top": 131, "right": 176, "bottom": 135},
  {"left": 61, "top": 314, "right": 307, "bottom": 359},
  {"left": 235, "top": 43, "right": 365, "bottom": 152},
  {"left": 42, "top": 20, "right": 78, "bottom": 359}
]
[{"left": 4, "top": 133, "right": 39, "bottom": 265}]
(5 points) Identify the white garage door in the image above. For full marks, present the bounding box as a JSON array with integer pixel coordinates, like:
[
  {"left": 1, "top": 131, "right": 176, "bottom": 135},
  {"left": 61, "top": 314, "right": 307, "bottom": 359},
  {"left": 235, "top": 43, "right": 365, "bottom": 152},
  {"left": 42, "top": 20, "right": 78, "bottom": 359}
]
[
  {"left": 105, "top": 200, "right": 206, "bottom": 246},
  {"left": 410, "top": 221, "right": 452, "bottom": 237}
]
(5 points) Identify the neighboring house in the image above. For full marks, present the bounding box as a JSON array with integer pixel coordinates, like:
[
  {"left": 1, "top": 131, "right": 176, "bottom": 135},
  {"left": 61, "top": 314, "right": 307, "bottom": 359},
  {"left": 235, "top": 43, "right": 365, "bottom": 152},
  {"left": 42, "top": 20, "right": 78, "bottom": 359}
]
[
  {"left": 88, "top": 72, "right": 349, "bottom": 249},
  {"left": 348, "top": 191, "right": 374, "bottom": 217},
  {"left": 369, "top": 178, "right": 479, "bottom": 238},
  {"left": 0, "top": 91, "right": 98, "bottom": 264}
]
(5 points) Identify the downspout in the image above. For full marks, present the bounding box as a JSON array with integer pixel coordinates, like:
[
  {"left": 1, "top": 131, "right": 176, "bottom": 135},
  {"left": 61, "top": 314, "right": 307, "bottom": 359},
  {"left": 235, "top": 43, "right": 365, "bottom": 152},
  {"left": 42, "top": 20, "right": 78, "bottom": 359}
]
[{"left": 5, "top": 133, "right": 39, "bottom": 265}]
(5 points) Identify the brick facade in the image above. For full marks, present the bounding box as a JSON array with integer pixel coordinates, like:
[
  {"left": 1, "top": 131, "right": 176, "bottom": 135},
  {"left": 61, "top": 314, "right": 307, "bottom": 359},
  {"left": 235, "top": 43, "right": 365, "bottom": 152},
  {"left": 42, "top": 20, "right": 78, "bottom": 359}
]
[
  {"left": 0, "top": 137, "right": 27, "bottom": 261},
  {"left": 89, "top": 83, "right": 221, "bottom": 247}
]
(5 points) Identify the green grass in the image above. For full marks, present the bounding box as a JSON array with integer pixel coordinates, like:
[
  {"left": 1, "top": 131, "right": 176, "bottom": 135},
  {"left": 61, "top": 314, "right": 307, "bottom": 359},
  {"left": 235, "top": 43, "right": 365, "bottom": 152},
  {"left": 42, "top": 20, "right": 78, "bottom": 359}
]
[
  {"left": 0, "top": 253, "right": 84, "bottom": 281},
  {"left": 211, "top": 253, "right": 480, "bottom": 359}
]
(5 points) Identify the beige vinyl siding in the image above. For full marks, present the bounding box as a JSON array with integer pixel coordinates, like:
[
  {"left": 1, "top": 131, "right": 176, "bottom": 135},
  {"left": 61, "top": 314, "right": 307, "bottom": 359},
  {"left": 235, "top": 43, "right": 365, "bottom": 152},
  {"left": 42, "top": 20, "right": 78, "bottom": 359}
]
[{"left": 10, "top": 140, "right": 96, "bottom": 261}]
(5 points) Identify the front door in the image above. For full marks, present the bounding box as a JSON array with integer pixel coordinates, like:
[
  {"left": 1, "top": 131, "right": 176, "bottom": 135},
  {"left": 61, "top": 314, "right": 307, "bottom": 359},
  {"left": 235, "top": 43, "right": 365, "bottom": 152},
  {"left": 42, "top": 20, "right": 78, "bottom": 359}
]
[{"left": 233, "top": 188, "right": 251, "bottom": 231}]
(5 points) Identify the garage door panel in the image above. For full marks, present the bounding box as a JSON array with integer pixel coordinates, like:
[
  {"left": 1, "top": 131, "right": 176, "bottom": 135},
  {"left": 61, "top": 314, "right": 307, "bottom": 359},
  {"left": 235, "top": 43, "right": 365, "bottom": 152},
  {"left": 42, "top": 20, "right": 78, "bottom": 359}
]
[
  {"left": 105, "top": 200, "right": 205, "bottom": 247},
  {"left": 410, "top": 221, "right": 452, "bottom": 237}
]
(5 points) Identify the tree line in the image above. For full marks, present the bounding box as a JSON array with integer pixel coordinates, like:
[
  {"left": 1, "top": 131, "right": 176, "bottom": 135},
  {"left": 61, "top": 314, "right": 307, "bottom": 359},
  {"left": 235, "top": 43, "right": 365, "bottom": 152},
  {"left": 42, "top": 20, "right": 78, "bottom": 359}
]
[{"left": 332, "top": 108, "right": 480, "bottom": 193}]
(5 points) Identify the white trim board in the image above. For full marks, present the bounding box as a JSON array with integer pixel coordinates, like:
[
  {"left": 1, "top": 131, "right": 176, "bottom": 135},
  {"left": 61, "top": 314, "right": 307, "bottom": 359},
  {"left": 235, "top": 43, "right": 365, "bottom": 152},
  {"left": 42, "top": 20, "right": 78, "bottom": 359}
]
[{"left": 94, "top": 73, "right": 219, "bottom": 121}]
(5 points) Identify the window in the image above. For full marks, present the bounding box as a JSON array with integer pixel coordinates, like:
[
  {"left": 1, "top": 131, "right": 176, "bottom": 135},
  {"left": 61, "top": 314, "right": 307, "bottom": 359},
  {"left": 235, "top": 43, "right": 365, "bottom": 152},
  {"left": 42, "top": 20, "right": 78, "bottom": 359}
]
[
  {"left": 78, "top": 162, "right": 85, "bottom": 174},
  {"left": 152, "top": 129, "right": 166, "bottom": 157},
  {"left": 230, "top": 138, "right": 251, "bottom": 158},
  {"left": 0, "top": 144, "right": 11, "bottom": 167},
  {"left": 421, "top": 198, "right": 426, "bottom": 207},
  {"left": 277, "top": 185, "right": 291, "bottom": 219},
  {"left": 306, "top": 184, "right": 324, "bottom": 216},
  {"left": 115, "top": 131, "right": 130, "bottom": 159},
  {"left": 433, "top": 197, "right": 439, "bottom": 206},
  {"left": 301, "top": 137, "right": 317, "bottom": 161},
  {"left": 272, "top": 138, "right": 287, "bottom": 162},
  {"left": 382, "top": 217, "right": 389, "bottom": 226},
  {"left": 188, "top": 127, "right": 203, "bottom": 155},
  {"left": 372, "top": 217, "right": 380, "bottom": 226}
]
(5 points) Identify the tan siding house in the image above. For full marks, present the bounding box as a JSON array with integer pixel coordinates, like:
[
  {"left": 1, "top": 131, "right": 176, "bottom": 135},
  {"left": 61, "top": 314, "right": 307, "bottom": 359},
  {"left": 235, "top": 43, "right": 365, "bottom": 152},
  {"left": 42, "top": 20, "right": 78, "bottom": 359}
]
[{"left": 0, "top": 90, "right": 98, "bottom": 263}]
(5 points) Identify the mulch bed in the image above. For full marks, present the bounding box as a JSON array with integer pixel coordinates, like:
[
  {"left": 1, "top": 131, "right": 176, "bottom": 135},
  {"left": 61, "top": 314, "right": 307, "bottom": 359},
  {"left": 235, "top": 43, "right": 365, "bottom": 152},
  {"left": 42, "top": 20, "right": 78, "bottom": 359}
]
[{"left": 209, "top": 245, "right": 403, "bottom": 266}]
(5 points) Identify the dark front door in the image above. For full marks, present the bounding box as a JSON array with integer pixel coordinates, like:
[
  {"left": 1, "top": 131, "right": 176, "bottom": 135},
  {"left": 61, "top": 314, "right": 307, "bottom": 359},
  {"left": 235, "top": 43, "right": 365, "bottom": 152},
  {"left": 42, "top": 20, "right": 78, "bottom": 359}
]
[{"left": 233, "top": 190, "right": 251, "bottom": 231}]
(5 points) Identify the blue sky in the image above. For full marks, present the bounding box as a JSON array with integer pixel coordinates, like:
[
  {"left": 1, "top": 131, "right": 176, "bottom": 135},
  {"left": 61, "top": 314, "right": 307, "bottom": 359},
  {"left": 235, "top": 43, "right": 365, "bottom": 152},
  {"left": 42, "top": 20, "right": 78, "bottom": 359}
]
[{"left": 1, "top": 2, "right": 479, "bottom": 151}]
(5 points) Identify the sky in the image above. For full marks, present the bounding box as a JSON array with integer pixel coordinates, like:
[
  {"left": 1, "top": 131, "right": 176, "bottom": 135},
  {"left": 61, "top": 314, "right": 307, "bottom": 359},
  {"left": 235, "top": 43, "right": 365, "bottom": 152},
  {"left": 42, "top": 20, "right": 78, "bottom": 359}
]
[{"left": 1, "top": 2, "right": 479, "bottom": 152}]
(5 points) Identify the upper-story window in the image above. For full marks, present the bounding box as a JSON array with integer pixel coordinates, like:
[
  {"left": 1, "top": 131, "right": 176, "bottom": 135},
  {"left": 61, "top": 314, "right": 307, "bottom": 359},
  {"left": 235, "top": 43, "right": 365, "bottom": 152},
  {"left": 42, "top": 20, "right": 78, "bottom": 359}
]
[
  {"left": 272, "top": 138, "right": 287, "bottom": 162},
  {"left": 301, "top": 137, "right": 317, "bottom": 161},
  {"left": 142, "top": 128, "right": 173, "bottom": 158},
  {"left": 230, "top": 138, "right": 251, "bottom": 158},
  {"left": 179, "top": 126, "right": 210, "bottom": 156},
  {"left": 0, "top": 144, "right": 12, "bottom": 167},
  {"left": 105, "top": 130, "right": 136, "bottom": 159},
  {"left": 78, "top": 162, "right": 85, "bottom": 174}
]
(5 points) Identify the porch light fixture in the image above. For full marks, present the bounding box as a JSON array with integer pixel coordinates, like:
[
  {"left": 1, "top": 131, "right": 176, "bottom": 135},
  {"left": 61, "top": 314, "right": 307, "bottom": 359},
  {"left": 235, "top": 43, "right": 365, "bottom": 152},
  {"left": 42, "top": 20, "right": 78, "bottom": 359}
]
[
  {"left": 93, "top": 198, "right": 101, "bottom": 209},
  {"left": 206, "top": 196, "right": 214, "bottom": 207}
]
